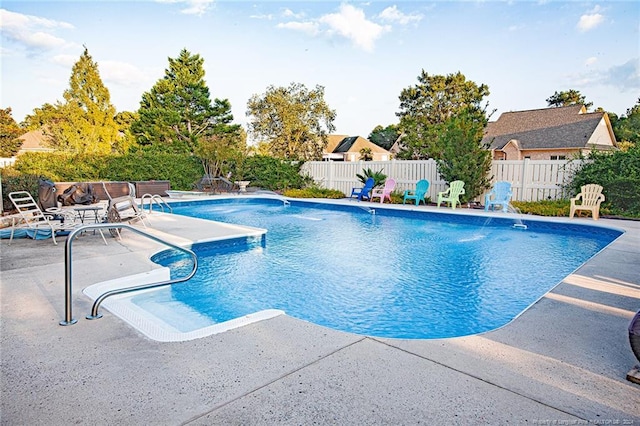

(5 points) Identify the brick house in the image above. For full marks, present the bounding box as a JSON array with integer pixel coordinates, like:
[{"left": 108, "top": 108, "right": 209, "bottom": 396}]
[
  {"left": 323, "top": 135, "right": 391, "bottom": 161},
  {"left": 482, "top": 105, "right": 617, "bottom": 160}
]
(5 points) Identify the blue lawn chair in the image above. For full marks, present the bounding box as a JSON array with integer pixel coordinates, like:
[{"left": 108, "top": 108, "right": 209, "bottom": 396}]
[
  {"left": 350, "top": 177, "right": 375, "bottom": 201},
  {"left": 484, "top": 181, "right": 513, "bottom": 212},
  {"left": 403, "top": 179, "right": 430, "bottom": 206}
]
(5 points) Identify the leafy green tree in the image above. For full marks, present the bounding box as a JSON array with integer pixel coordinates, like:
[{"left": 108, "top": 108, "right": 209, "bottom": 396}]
[
  {"left": 368, "top": 124, "right": 400, "bottom": 150},
  {"left": 113, "top": 111, "right": 139, "bottom": 154},
  {"left": 432, "top": 109, "right": 492, "bottom": 201},
  {"left": 43, "top": 48, "right": 120, "bottom": 155},
  {"left": 246, "top": 83, "right": 336, "bottom": 160},
  {"left": 396, "top": 71, "right": 490, "bottom": 160},
  {"left": 194, "top": 129, "right": 247, "bottom": 180},
  {"left": 546, "top": 89, "right": 593, "bottom": 110},
  {"left": 132, "top": 48, "right": 239, "bottom": 155},
  {"left": 0, "top": 108, "right": 23, "bottom": 157},
  {"left": 610, "top": 98, "right": 640, "bottom": 147},
  {"left": 21, "top": 103, "right": 59, "bottom": 131}
]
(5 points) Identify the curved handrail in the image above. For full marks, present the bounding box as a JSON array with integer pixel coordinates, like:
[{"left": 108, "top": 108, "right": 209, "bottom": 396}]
[
  {"left": 60, "top": 223, "right": 197, "bottom": 326},
  {"left": 141, "top": 193, "right": 173, "bottom": 214}
]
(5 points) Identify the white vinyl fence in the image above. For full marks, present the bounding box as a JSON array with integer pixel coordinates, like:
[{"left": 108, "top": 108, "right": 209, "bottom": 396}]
[{"left": 301, "top": 159, "right": 584, "bottom": 202}]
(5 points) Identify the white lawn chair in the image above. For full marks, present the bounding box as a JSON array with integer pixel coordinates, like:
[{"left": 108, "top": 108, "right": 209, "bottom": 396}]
[{"left": 8, "top": 191, "right": 106, "bottom": 245}]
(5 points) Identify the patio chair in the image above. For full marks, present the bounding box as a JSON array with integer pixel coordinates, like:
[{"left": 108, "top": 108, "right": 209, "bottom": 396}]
[
  {"left": 484, "top": 181, "right": 513, "bottom": 213},
  {"left": 403, "top": 180, "right": 430, "bottom": 206},
  {"left": 102, "top": 182, "right": 149, "bottom": 237},
  {"left": 8, "top": 191, "right": 105, "bottom": 245},
  {"left": 370, "top": 178, "right": 396, "bottom": 204},
  {"left": 570, "top": 184, "right": 605, "bottom": 220},
  {"left": 437, "top": 180, "right": 465, "bottom": 209},
  {"left": 350, "top": 177, "right": 375, "bottom": 202}
]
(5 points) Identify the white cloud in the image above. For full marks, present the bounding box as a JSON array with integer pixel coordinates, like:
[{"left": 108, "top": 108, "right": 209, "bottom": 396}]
[
  {"left": 276, "top": 4, "right": 393, "bottom": 52},
  {"left": 576, "top": 5, "right": 605, "bottom": 32},
  {"left": 99, "top": 61, "right": 150, "bottom": 87},
  {"left": 155, "top": 0, "right": 214, "bottom": 16},
  {"left": 377, "top": 6, "right": 422, "bottom": 25},
  {"left": 0, "top": 9, "right": 73, "bottom": 51},
  {"left": 604, "top": 57, "right": 640, "bottom": 91},
  {"left": 318, "top": 4, "right": 390, "bottom": 52},
  {"left": 51, "top": 54, "right": 77, "bottom": 67},
  {"left": 277, "top": 21, "right": 320, "bottom": 37},
  {"left": 282, "top": 8, "right": 305, "bottom": 19},
  {"left": 585, "top": 57, "right": 598, "bottom": 66},
  {"left": 572, "top": 57, "right": 640, "bottom": 92}
]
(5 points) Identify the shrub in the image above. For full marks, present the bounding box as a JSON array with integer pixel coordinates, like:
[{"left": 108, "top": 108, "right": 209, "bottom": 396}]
[
  {"left": 569, "top": 144, "right": 640, "bottom": 216},
  {"left": 283, "top": 188, "right": 345, "bottom": 199},
  {"left": 0, "top": 169, "right": 40, "bottom": 212},
  {"left": 511, "top": 200, "right": 571, "bottom": 217},
  {"left": 356, "top": 168, "right": 387, "bottom": 188},
  {"left": 605, "top": 178, "right": 640, "bottom": 216},
  {"left": 243, "top": 156, "right": 311, "bottom": 191},
  {"left": 7, "top": 151, "right": 204, "bottom": 191}
]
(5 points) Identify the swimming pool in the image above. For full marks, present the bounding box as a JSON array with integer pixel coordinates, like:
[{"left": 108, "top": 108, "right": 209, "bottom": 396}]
[{"left": 112, "top": 198, "right": 623, "bottom": 340}]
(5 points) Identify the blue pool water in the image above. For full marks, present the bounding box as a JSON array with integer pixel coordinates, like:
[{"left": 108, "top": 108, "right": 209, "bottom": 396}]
[{"left": 132, "top": 198, "right": 622, "bottom": 339}]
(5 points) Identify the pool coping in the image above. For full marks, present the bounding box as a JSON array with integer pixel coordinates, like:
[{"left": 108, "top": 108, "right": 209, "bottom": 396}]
[{"left": 89, "top": 195, "right": 628, "bottom": 342}]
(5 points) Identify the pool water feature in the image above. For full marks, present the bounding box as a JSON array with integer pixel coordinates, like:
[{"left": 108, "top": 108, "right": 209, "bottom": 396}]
[{"left": 126, "top": 198, "right": 622, "bottom": 340}]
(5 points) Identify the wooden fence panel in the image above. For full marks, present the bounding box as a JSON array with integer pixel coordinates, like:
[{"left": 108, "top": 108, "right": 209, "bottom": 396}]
[{"left": 301, "top": 159, "right": 585, "bottom": 202}]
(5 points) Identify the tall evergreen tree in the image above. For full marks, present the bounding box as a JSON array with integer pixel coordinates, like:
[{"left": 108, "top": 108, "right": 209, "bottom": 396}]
[
  {"left": 45, "top": 47, "right": 119, "bottom": 154},
  {"left": 132, "top": 48, "right": 239, "bottom": 154},
  {"left": 432, "top": 109, "right": 492, "bottom": 201}
]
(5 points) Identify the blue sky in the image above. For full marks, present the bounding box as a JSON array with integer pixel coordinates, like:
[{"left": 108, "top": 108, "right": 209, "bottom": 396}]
[{"left": 1, "top": 1, "right": 639, "bottom": 137}]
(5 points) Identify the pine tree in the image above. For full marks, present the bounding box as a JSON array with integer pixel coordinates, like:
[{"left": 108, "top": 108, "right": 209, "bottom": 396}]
[
  {"left": 45, "top": 47, "right": 119, "bottom": 155},
  {"left": 132, "top": 48, "right": 239, "bottom": 154}
]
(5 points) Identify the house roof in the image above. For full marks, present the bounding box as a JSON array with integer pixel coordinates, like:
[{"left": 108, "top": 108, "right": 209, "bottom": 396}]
[
  {"left": 18, "top": 130, "right": 53, "bottom": 152},
  {"left": 325, "top": 135, "right": 390, "bottom": 154},
  {"left": 483, "top": 105, "right": 615, "bottom": 151}
]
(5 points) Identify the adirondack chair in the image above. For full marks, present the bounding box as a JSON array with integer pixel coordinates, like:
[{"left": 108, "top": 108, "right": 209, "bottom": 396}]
[
  {"left": 370, "top": 178, "right": 396, "bottom": 204},
  {"left": 570, "top": 184, "right": 605, "bottom": 220},
  {"left": 437, "top": 180, "right": 465, "bottom": 209},
  {"left": 403, "top": 180, "right": 430, "bottom": 206},
  {"left": 350, "top": 177, "right": 375, "bottom": 202},
  {"left": 484, "top": 181, "right": 513, "bottom": 212}
]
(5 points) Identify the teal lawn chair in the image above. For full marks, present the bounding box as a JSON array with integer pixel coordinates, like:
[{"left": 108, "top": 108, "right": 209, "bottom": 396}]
[
  {"left": 437, "top": 180, "right": 465, "bottom": 209},
  {"left": 403, "top": 180, "right": 430, "bottom": 206},
  {"left": 484, "top": 181, "right": 513, "bottom": 212},
  {"left": 350, "top": 177, "right": 375, "bottom": 201}
]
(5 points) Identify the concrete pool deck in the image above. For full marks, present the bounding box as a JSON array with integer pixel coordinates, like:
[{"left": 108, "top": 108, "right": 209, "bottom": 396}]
[{"left": 1, "top": 197, "right": 639, "bottom": 424}]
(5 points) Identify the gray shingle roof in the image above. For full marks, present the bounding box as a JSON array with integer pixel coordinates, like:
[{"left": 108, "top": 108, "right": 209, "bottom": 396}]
[{"left": 482, "top": 105, "right": 609, "bottom": 150}]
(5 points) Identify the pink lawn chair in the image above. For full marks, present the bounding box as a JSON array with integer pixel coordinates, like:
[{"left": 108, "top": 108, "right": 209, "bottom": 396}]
[{"left": 370, "top": 178, "right": 396, "bottom": 204}]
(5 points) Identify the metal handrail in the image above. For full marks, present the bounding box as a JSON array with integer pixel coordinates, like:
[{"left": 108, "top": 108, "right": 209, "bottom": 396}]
[
  {"left": 140, "top": 193, "right": 173, "bottom": 214},
  {"left": 60, "top": 223, "right": 198, "bottom": 326}
]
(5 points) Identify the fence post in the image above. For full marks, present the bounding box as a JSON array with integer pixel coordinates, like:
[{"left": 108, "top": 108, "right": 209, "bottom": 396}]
[
  {"left": 520, "top": 158, "right": 529, "bottom": 200},
  {"left": 328, "top": 160, "right": 334, "bottom": 188}
]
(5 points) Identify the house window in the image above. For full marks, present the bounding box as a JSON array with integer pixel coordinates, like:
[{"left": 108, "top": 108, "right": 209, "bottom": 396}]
[{"left": 550, "top": 155, "right": 566, "bottom": 160}]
